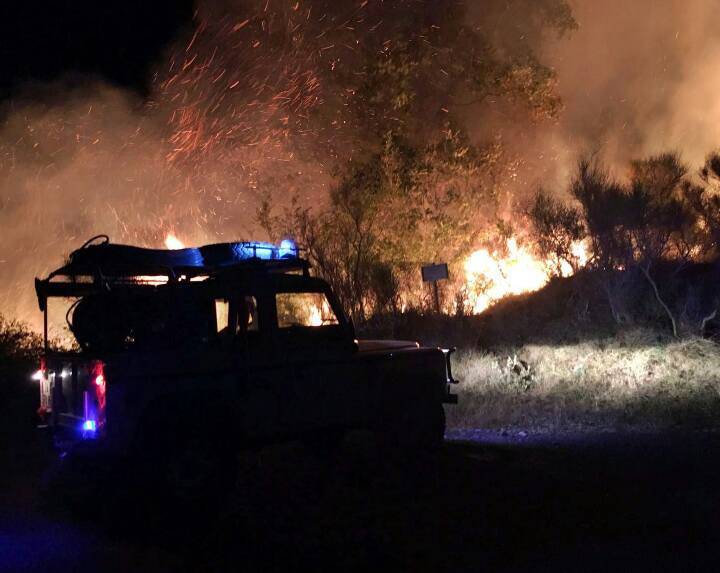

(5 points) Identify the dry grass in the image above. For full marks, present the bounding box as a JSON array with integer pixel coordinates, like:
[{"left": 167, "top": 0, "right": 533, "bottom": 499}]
[{"left": 446, "top": 328, "right": 720, "bottom": 431}]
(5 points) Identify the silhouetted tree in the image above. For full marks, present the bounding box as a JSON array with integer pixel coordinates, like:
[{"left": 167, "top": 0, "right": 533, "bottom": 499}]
[
  {"left": 626, "top": 153, "right": 695, "bottom": 263},
  {"left": 558, "top": 153, "right": 711, "bottom": 336},
  {"left": 0, "top": 316, "right": 42, "bottom": 414},
  {"left": 570, "top": 158, "right": 631, "bottom": 270},
  {"left": 528, "top": 189, "right": 585, "bottom": 276},
  {"left": 688, "top": 152, "right": 720, "bottom": 257}
]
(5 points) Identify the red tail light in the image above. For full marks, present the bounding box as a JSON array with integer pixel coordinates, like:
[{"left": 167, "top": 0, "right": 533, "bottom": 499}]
[{"left": 84, "top": 360, "right": 107, "bottom": 436}]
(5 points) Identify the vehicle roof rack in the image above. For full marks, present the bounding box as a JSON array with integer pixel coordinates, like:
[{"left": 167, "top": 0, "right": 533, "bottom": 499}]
[{"left": 35, "top": 237, "right": 309, "bottom": 310}]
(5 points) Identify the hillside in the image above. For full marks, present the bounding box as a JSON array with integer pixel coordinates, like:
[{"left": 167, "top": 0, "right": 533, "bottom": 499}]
[
  {"left": 362, "top": 261, "right": 720, "bottom": 431},
  {"left": 363, "top": 261, "right": 720, "bottom": 348}
]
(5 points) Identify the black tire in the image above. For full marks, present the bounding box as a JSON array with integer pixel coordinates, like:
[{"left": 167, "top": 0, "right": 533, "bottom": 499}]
[
  {"left": 417, "top": 402, "right": 446, "bottom": 451},
  {"left": 40, "top": 445, "right": 110, "bottom": 513},
  {"left": 159, "top": 433, "right": 237, "bottom": 513},
  {"left": 132, "top": 399, "right": 238, "bottom": 515},
  {"left": 304, "top": 429, "right": 346, "bottom": 458}
]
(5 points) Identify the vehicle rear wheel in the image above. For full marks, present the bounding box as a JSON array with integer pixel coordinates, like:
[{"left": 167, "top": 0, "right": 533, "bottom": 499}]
[
  {"left": 133, "top": 401, "right": 238, "bottom": 514},
  {"left": 158, "top": 432, "right": 237, "bottom": 514},
  {"left": 304, "top": 429, "right": 346, "bottom": 458}
]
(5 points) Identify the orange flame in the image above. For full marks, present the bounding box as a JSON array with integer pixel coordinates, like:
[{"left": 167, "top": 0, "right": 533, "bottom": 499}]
[
  {"left": 464, "top": 238, "right": 589, "bottom": 313},
  {"left": 165, "top": 234, "right": 185, "bottom": 250}
]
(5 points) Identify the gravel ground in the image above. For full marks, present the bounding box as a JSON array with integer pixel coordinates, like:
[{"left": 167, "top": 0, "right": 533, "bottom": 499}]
[{"left": 3, "top": 428, "right": 720, "bottom": 572}]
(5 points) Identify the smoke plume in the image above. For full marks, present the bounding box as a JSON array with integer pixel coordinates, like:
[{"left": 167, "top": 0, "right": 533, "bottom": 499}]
[
  {"left": 520, "top": 0, "right": 720, "bottom": 193},
  {"left": 2, "top": 0, "right": 720, "bottom": 331}
]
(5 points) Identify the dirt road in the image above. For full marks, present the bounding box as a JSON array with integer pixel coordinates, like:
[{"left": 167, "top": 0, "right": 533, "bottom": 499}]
[{"left": 2, "top": 428, "right": 720, "bottom": 572}]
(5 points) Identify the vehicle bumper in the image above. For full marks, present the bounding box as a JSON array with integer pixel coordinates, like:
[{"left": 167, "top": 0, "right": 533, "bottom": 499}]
[{"left": 442, "top": 347, "right": 460, "bottom": 404}]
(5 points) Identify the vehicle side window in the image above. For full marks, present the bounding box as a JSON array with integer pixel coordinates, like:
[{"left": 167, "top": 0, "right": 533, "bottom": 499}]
[
  {"left": 276, "top": 292, "right": 339, "bottom": 328},
  {"left": 215, "top": 299, "right": 230, "bottom": 333},
  {"left": 215, "top": 296, "right": 259, "bottom": 336}
]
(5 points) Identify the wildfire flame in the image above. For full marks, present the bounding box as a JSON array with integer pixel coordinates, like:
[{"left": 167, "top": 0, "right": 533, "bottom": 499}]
[
  {"left": 307, "top": 304, "right": 324, "bottom": 327},
  {"left": 158, "top": 232, "right": 586, "bottom": 316},
  {"left": 165, "top": 234, "right": 185, "bottom": 250},
  {"left": 303, "top": 297, "right": 336, "bottom": 326},
  {"left": 464, "top": 238, "right": 589, "bottom": 314}
]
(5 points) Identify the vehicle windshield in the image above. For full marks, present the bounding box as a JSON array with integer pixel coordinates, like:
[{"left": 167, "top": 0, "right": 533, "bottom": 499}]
[{"left": 275, "top": 292, "right": 339, "bottom": 328}]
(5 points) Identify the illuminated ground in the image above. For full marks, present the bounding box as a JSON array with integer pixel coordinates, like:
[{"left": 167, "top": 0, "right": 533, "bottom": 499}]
[{"left": 3, "top": 428, "right": 720, "bottom": 572}]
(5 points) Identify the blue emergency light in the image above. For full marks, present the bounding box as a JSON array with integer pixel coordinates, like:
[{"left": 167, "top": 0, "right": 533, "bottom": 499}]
[
  {"left": 199, "top": 239, "right": 299, "bottom": 267},
  {"left": 82, "top": 419, "right": 97, "bottom": 434},
  {"left": 64, "top": 238, "right": 301, "bottom": 275},
  {"left": 226, "top": 240, "right": 299, "bottom": 261}
]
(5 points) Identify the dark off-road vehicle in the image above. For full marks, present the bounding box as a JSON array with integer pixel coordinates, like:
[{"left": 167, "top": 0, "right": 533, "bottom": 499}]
[{"left": 35, "top": 237, "right": 458, "bottom": 499}]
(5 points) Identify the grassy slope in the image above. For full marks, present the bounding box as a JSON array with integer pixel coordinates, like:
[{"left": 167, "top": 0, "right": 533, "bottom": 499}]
[
  {"left": 363, "top": 264, "right": 720, "bottom": 431},
  {"left": 447, "top": 333, "right": 720, "bottom": 431}
]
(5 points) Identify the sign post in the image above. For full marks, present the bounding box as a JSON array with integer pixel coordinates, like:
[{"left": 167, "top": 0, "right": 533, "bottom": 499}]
[{"left": 421, "top": 263, "right": 449, "bottom": 313}]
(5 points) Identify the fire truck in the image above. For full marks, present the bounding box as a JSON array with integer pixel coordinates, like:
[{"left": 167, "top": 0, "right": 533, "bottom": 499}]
[{"left": 35, "top": 236, "right": 458, "bottom": 501}]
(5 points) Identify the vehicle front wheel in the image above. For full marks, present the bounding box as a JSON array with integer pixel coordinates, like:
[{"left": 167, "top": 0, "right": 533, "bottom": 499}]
[{"left": 380, "top": 400, "right": 446, "bottom": 453}]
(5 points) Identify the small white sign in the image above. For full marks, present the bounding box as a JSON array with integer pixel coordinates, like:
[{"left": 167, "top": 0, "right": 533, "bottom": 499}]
[{"left": 421, "top": 263, "right": 449, "bottom": 282}]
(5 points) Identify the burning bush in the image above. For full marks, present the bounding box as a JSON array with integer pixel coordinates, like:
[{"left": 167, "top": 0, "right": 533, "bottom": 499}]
[
  {"left": 527, "top": 152, "right": 720, "bottom": 337},
  {"left": 0, "top": 0, "right": 578, "bottom": 330},
  {"left": 259, "top": 130, "right": 505, "bottom": 321},
  {"left": 528, "top": 189, "right": 585, "bottom": 276}
]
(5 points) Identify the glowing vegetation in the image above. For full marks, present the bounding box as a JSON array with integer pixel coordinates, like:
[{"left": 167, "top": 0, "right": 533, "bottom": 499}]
[
  {"left": 463, "top": 238, "right": 588, "bottom": 314},
  {"left": 0, "top": 0, "right": 577, "bottom": 329}
]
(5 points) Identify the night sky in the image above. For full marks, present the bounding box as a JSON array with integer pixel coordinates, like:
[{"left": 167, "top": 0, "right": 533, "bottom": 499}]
[{"left": 2, "top": 1, "right": 194, "bottom": 97}]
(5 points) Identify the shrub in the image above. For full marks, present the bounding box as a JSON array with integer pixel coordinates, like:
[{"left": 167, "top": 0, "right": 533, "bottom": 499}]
[
  {"left": 0, "top": 316, "right": 43, "bottom": 439},
  {"left": 0, "top": 315, "right": 42, "bottom": 382},
  {"left": 528, "top": 189, "right": 585, "bottom": 275}
]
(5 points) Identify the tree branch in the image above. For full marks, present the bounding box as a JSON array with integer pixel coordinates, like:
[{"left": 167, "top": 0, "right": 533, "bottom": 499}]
[
  {"left": 701, "top": 308, "right": 717, "bottom": 336},
  {"left": 640, "top": 262, "right": 678, "bottom": 338}
]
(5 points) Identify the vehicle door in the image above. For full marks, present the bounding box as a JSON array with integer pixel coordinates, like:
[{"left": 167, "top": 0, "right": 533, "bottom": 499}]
[
  {"left": 213, "top": 292, "right": 294, "bottom": 441},
  {"left": 271, "top": 289, "right": 363, "bottom": 430}
]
